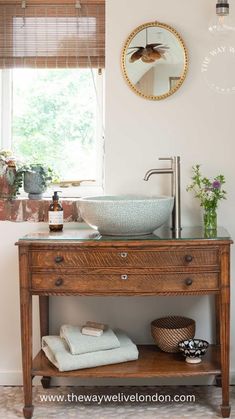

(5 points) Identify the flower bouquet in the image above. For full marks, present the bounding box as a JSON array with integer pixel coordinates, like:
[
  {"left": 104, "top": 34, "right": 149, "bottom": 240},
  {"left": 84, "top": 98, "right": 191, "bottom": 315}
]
[{"left": 187, "top": 165, "right": 226, "bottom": 231}]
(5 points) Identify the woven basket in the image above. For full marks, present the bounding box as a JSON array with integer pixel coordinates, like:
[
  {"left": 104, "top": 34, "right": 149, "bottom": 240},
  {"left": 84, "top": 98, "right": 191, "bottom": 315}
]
[{"left": 151, "top": 316, "right": 196, "bottom": 353}]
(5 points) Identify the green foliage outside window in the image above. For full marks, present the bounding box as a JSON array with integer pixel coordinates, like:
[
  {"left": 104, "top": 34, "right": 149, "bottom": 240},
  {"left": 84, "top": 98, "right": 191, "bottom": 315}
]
[{"left": 12, "top": 68, "right": 98, "bottom": 181}]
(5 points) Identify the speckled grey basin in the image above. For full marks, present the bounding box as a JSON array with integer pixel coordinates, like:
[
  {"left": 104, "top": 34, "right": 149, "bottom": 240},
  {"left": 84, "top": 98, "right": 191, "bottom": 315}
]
[{"left": 78, "top": 195, "right": 174, "bottom": 236}]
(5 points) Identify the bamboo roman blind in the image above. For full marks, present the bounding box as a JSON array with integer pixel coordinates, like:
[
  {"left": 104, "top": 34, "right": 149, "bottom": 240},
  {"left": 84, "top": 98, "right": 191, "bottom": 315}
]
[{"left": 0, "top": 0, "right": 105, "bottom": 68}]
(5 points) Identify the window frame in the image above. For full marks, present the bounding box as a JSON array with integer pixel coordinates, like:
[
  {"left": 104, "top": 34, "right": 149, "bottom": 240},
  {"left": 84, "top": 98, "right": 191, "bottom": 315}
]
[{"left": 0, "top": 68, "right": 105, "bottom": 198}]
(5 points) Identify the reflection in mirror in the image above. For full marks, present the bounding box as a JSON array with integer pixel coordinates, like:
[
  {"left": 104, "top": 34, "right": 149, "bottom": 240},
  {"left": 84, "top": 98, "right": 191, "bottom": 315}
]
[{"left": 122, "top": 22, "right": 188, "bottom": 100}]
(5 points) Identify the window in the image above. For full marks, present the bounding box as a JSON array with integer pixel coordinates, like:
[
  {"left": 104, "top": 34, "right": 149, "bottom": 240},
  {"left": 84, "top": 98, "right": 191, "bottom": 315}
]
[
  {"left": 0, "top": 0, "right": 105, "bottom": 196},
  {"left": 10, "top": 67, "right": 104, "bottom": 185}
]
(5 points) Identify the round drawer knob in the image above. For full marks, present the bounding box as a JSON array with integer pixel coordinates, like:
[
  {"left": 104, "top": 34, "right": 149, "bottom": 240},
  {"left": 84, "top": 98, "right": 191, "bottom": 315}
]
[
  {"left": 55, "top": 256, "right": 64, "bottom": 264},
  {"left": 55, "top": 278, "right": 64, "bottom": 287},
  {"left": 121, "top": 274, "right": 128, "bottom": 280},
  {"left": 185, "top": 255, "right": 193, "bottom": 263},
  {"left": 120, "top": 252, "right": 128, "bottom": 258},
  {"left": 185, "top": 278, "right": 193, "bottom": 286}
]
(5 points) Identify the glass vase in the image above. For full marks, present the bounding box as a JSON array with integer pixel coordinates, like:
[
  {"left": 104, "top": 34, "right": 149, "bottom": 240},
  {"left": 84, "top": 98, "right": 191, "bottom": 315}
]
[{"left": 203, "top": 207, "right": 217, "bottom": 232}]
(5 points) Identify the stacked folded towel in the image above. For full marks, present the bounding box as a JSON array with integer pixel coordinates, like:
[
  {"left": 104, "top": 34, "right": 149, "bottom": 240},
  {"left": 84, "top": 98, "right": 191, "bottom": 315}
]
[
  {"left": 42, "top": 326, "right": 138, "bottom": 372},
  {"left": 60, "top": 324, "right": 120, "bottom": 355}
]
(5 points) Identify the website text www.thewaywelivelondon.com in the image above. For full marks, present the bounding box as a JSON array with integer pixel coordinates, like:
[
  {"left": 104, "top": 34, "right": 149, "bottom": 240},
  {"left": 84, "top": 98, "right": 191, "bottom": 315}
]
[{"left": 38, "top": 391, "right": 196, "bottom": 405}]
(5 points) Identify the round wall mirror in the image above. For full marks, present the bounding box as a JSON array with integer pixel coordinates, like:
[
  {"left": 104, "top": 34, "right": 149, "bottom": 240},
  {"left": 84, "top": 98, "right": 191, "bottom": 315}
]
[{"left": 121, "top": 21, "right": 188, "bottom": 100}]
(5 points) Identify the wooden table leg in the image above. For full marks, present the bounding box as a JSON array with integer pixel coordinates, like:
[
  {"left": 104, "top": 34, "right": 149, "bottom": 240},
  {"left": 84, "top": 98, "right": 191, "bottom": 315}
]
[
  {"left": 220, "top": 246, "right": 231, "bottom": 418},
  {"left": 215, "top": 294, "right": 222, "bottom": 387},
  {"left": 39, "top": 296, "right": 51, "bottom": 389},
  {"left": 19, "top": 248, "right": 34, "bottom": 419}
]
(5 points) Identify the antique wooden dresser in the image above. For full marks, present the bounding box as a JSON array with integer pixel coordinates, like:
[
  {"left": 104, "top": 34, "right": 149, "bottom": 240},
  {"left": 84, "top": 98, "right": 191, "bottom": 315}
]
[{"left": 16, "top": 227, "right": 232, "bottom": 418}]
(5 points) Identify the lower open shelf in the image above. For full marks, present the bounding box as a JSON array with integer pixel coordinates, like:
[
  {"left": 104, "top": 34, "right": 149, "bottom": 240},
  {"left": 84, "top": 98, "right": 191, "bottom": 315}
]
[{"left": 32, "top": 345, "right": 221, "bottom": 378}]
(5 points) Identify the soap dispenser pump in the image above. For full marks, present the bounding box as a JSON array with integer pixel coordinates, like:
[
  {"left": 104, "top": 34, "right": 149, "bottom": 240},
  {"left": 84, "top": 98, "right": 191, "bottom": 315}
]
[{"left": 48, "top": 191, "right": 63, "bottom": 232}]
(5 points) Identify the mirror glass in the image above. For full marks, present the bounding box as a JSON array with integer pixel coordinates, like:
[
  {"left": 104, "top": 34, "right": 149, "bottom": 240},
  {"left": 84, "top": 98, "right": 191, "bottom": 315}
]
[{"left": 122, "top": 22, "right": 188, "bottom": 100}]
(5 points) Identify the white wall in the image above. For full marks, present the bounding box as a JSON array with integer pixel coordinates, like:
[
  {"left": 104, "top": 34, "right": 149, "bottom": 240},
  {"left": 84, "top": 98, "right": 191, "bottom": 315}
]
[
  {"left": 105, "top": 0, "right": 235, "bottom": 380},
  {"left": 1, "top": 0, "right": 235, "bottom": 386},
  {"left": 0, "top": 222, "right": 41, "bottom": 384}
]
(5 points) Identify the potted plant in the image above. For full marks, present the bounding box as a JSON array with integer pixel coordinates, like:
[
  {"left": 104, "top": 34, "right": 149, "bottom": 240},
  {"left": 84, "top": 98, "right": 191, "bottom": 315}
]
[
  {"left": 19, "top": 163, "right": 57, "bottom": 200},
  {"left": 0, "top": 150, "right": 23, "bottom": 199}
]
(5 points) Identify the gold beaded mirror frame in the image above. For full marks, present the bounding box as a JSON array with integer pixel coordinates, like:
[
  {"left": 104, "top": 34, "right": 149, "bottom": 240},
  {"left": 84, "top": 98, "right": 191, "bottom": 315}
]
[{"left": 122, "top": 21, "right": 188, "bottom": 100}]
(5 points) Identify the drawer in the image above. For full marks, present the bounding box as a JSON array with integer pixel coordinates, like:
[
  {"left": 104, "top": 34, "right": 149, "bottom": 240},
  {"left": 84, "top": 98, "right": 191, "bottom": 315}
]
[
  {"left": 31, "top": 272, "right": 219, "bottom": 294},
  {"left": 31, "top": 248, "right": 219, "bottom": 270}
]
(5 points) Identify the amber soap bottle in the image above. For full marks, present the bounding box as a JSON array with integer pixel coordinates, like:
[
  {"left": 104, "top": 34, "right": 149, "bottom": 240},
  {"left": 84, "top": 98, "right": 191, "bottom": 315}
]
[{"left": 48, "top": 191, "right": 63, "bottom": 232}]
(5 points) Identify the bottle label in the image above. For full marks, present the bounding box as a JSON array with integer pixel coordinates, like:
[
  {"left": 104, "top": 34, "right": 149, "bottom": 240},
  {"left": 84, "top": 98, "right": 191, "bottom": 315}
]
[{"left": 48, "top": 211, "right": 63, "bottom": 225}]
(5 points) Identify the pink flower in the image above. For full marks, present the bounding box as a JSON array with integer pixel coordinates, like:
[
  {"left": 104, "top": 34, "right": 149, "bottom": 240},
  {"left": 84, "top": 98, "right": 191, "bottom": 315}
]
[{"left": 212, "top": 180, "right": 221, "bottom": 189}]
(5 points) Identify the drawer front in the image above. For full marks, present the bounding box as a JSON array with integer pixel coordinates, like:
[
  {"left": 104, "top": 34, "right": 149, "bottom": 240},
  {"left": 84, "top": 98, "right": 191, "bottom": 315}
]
[
  {"left": 31, "top": 272, "right": 219, "bottom": 294},
  {"left": 31, "top": 248, "right": 219, "bottom": 269}
]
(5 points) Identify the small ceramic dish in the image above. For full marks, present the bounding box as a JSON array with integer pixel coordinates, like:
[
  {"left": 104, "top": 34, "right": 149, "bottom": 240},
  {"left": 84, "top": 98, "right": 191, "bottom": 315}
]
[{"left": 178, "top": 339, "right": 209, "bottom": 364}]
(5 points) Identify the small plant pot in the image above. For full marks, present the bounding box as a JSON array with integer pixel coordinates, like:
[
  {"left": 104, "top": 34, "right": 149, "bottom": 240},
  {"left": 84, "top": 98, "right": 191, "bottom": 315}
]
[{"left": 24, "top": 166, "right": 46, "bottom": 200}]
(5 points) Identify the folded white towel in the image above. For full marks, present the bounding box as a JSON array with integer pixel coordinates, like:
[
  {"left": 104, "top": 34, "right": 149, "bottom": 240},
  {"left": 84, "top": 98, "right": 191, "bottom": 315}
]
[
  {"left": 42, "top": 329, "right": 139, "bottom": 372},
  {"left": 60, "top": 324, "right": 120, "bottom": 355}
]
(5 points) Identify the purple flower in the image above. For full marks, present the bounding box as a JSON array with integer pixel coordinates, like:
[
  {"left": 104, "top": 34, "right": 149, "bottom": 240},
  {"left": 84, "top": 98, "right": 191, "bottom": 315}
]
[{"left": 212, "top": 180, "right": 221, "bottom": 189}]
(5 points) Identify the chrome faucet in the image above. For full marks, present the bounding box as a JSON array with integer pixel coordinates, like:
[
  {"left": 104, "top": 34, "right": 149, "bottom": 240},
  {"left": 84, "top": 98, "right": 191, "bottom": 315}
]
[{"left": 144, "top": 156, "right": 181, "bottom": 233}]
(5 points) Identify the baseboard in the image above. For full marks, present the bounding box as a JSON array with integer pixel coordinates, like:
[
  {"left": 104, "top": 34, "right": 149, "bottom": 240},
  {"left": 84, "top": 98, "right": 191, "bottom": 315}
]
[
  {"left": 0, "top": 373, "right": 218, "bottom": 387},
  {"left": 0, "top": 371, "right": 22, "bottom": 385},
  {"left": 231, "top": 371, "right": 235, "bottom": 385},
  {"left": 1, "top": 371, "right": 234, "bottom": 386},
  {"left": 0, "top": 372, "right": 42, "bottom": 386}
]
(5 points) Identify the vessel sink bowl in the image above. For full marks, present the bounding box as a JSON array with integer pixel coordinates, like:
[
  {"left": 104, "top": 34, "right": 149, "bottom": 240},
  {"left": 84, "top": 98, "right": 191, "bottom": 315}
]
[{"left": 78, "top": 195, "right": 174, "bottom": 236}]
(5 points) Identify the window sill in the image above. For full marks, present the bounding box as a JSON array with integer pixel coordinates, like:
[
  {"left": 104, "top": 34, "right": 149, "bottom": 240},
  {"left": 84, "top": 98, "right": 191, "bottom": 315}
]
[
  {"left": 45, "top": 185, "right": 104, "bottom": 199},
  {"left": 0, "top": 198, "right": 83, "bottom": 222}
]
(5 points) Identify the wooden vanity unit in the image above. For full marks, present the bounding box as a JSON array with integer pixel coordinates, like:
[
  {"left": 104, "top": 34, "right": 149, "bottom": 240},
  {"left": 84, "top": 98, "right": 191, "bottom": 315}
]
[{"left": 16, "top": 227, "right": 232, "bottom": 418}]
